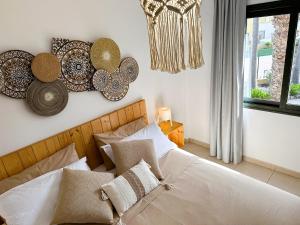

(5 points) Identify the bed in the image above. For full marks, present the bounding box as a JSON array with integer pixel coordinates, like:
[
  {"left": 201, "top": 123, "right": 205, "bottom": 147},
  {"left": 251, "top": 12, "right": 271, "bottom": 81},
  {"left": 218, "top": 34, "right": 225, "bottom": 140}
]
[{"left": 1, "top": 99, "right": 300, "bottom": 225}]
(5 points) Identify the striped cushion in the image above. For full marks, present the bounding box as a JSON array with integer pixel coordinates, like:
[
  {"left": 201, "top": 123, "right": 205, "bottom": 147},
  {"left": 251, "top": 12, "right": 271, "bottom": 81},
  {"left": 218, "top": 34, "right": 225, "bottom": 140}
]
[{"left": 101, "top": 159, "right": 160, "bottom": 216}]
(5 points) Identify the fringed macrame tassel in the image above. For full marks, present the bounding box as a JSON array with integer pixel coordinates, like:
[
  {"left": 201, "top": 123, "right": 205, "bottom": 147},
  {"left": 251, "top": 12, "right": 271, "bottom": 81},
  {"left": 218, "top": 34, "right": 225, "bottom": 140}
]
[
  {"left": 147, "top": 17, "right": 159, "bottom": 70},
  {"left": 180, "top": 17, "right": 186, "bottom": 71},
  {"left": 100, "top": 189, "right": 109, "bottom": 201},
  {"left": 155, "top": 9, "right": 185, "bottom": 73},
  {"left": 163, "top": 183, "right": 174, "bottom": 191},
  {"left": 187, "top": 3, "right": 204, "bottom": 69}
]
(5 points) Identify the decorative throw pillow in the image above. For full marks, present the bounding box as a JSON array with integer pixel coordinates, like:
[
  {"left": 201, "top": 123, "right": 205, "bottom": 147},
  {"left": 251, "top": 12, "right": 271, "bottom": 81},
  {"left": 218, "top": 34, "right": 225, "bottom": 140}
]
[
  {"left": 52, "top": 169, "right": 115, "bottom": 225},
  {"left": 110, "top": 139, "right": 163, "bottom": 180},
  {"left": 94, "top": 118, "right": 147, "bottom": 170},
  {"left": 101, "top": 159, "right": 160, "bottom": 216},
  {"left": 0, "top": 143, "right": 79, "bottom": 194}
]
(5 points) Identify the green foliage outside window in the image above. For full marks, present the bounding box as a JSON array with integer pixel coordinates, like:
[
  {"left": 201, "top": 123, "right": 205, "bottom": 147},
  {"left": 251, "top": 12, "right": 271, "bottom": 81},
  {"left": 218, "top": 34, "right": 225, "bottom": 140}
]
[
  {"left": 290, "top": 84, "right": 300, "bottom": 96},
  {"left": 251, "top": 88, "right": 271, "bottom": 100}
]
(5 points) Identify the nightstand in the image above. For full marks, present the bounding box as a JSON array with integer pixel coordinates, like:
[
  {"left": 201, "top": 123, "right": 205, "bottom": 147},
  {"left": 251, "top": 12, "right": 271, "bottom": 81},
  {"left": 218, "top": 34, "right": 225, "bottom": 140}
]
[{"left": 159, "top": 121, "right": 184, "bottom": 147}]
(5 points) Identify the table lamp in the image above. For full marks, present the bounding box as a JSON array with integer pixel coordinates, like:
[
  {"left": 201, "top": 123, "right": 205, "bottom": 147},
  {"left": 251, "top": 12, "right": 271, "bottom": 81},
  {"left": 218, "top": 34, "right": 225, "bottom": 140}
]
[{"left": 158, "top": 107, "right": 173, "bottom": 127}]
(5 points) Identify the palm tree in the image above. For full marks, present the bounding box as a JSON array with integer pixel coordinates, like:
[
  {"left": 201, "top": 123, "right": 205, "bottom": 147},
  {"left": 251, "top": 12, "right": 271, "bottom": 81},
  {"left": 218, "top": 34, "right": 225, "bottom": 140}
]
[{"left": 270, "top": 15, "right": 290, "bottom": 101}]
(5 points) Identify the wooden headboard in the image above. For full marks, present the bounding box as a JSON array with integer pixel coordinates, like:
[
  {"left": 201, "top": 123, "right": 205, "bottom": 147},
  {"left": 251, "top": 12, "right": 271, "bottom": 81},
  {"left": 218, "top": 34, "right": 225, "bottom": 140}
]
[{"left": 0, "top": 99, "right": 148, "bottom": 181}]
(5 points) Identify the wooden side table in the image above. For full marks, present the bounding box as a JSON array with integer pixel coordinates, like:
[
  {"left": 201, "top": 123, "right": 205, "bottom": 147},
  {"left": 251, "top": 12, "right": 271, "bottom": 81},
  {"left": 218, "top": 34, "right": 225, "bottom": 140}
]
[{"left": 159, "top": 121, "right": 184, "bottom": 147}]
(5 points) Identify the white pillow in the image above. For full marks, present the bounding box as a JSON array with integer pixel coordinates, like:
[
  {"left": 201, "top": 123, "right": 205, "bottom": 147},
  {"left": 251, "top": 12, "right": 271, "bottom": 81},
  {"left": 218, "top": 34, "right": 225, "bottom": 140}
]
[
  {"left": 102, "top": 144, "right": 116, "bottom": 164},
  {"left": 101, "top": 123, "right": 177, "bottom": 163},
  {"left": 0, "top": 157, "right": 90, "bottom": 225}
]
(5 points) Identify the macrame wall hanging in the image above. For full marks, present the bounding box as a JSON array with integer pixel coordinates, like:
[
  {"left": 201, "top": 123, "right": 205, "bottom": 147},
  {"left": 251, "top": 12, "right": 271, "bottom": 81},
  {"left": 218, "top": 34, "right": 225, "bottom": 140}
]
[{"left": 140, "top": 0, "right": 204, "bottom": 73}]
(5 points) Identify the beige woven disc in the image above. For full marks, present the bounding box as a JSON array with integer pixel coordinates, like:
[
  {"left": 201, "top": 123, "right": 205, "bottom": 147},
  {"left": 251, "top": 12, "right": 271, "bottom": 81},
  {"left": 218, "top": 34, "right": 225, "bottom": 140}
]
[
  {"left": 26, "top": 80, "right": 68, "bottom": 116},
  {"left": 90, "top": 38, "right": 121, "bottom": 73},
  {"left": 31, "top": 53, "right": 61, "bottom": 82}
]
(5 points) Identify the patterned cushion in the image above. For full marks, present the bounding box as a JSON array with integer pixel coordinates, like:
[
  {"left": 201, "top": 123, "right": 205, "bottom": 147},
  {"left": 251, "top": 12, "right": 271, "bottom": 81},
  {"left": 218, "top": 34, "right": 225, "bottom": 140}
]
[{"left": 101, "top": 160, "right": 160, "bottom": 216}]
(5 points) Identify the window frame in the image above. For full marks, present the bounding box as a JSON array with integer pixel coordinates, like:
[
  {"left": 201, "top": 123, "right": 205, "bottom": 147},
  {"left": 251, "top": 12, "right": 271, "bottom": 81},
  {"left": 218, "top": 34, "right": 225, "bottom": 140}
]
[{"left": 244, "top": 0, "right": 300, "bottom": 117}]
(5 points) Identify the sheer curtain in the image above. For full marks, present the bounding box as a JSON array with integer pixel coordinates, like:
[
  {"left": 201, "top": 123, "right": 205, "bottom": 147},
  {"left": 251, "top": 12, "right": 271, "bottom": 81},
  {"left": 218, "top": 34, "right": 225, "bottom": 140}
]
[{"left": 210, "top": 0, "right": 246, "bottom": 164}]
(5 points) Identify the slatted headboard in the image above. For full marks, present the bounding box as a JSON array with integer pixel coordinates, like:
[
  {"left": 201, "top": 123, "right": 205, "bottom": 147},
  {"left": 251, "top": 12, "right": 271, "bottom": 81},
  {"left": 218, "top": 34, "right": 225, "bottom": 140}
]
[{"left": 0, "top": 99, "right": 148, "bottom": 181}]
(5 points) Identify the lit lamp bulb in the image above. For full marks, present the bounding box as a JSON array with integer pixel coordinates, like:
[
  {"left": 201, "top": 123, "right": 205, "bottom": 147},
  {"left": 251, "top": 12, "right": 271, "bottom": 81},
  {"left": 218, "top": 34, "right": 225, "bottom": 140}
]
[{"left": 158, "top": 107, "right": 173, "bottom": 127}]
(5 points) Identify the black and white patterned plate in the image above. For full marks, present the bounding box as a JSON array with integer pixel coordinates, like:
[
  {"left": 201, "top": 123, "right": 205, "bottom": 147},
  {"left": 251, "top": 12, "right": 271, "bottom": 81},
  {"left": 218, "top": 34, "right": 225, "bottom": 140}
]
[
  {"left": 54, "top": 39, "right": 95, "bottom": 92},
  {"left": 92, "top": 69, "right": 110, "bottom": 92},
  {"left": 0, "top": 50, "right": 35, "bottom": 99},
  {"left": 120, "top": 57, "right": 139, "bottom": 83},
  {"left": 101, "top": 70, "right": 129, "bottom": 101}
]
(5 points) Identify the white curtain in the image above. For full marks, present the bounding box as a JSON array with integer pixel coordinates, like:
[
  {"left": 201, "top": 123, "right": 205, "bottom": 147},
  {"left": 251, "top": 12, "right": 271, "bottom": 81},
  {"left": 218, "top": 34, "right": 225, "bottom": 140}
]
[{"left": 210, "top": 0, "right": 246, "bottom": 164}]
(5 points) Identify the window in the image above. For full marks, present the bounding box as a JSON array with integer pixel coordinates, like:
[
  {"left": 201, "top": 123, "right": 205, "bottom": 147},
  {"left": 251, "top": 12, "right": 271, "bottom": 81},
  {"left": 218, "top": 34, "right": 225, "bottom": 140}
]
[{"left": 244, "top": 0, "right": 300, "bottom": 116}]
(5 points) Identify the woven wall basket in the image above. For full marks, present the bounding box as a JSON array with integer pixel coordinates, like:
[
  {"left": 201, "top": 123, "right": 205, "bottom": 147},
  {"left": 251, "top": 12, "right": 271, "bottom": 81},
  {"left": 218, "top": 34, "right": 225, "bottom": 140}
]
[
  {"left": 26, "top": 80, "right": 68, "bottom": 116},
  {"left": 31, "top": 53, "right": 61, "bottom": 82},
  {"left": 90, "top": 38, "right": 121, "bottom": 73}
]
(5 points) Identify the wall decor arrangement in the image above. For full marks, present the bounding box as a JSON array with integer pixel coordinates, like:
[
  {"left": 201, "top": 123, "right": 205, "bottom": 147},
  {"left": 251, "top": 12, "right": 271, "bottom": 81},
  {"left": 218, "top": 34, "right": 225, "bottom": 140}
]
[
  {"left": 140, "top": 0, "right": 204, "bottom": 73},
  {"left": 0, "top": 37, "right": 139, "bottom": 116}
]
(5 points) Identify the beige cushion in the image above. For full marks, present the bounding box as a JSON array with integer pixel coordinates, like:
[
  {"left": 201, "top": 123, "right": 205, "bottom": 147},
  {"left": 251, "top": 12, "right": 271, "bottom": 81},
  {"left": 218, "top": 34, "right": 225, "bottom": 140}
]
[
  {"left": 52, "top": 169, "right": 115, "bottom": 224},
  {"left": 0, "top": 143, "right": 79, "bottom": 194},
  {"left": 111, "top": 139, "right": 164, "bottom": 180},
  {"left": 94, "top": 118, "right": 147, "bottom": 170},
  {"left": 102, "top": 160, "right": 160, "bottom": 216}
]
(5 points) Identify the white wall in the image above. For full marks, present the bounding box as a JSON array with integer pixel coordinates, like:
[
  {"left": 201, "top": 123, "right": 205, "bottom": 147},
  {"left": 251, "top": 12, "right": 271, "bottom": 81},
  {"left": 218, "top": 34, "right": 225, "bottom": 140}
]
[
  {"left": 244, "top": 109, "right": 300, "bottom": 172},
  {"left": 0, "top": 0, "right": 188, "bottom": 155},
  {"left": 185, "top": 0, "right": 214, "bottom": 144}
]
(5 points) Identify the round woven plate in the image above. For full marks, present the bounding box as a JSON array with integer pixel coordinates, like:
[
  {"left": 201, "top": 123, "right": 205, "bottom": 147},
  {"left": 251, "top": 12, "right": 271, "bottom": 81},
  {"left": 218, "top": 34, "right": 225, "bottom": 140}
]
[
  {"left": 90, "top": 38, "right": 121, "bottom": 73},
  {"left": 0, "top": 50, "right": 35, "bottom": 99},
  {"left": 92, "top": 69, "right": 110, "bottom": 91},
  {"left": 101, "top": 70, "right": 129, "bottom": 101},
  {"left": 56, "top": 40, "right": 95, "bottom": 92},
  {"left": 120, "top": 57, "right": 139, "bottom": 83},
  {"left": 26, "top": 80, "right": 68, "bottom": 116},
  {"left": 31, "top": 53, "right": 61, "bottom": 82}
]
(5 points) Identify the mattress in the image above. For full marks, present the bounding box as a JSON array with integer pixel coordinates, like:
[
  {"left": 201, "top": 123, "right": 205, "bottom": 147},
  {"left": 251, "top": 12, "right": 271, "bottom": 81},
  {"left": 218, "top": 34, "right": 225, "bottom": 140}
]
[{"left": 121, "top": 148, "right": 300, "bottom": 225}]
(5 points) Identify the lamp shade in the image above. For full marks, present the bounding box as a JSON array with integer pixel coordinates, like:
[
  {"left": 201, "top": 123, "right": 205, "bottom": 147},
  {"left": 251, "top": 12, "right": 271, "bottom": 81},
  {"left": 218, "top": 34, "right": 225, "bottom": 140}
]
[{"left": 158, "top": 107, "right": 172, "bottom": 122}]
